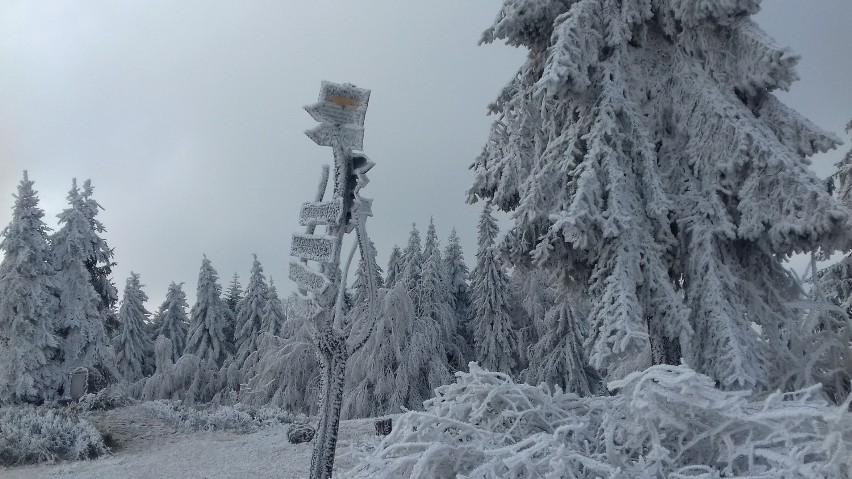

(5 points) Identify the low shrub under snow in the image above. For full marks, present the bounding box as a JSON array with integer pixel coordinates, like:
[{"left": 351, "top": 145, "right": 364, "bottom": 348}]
[
  {"left": 0, "top": 405, "right": 107, "bottom": 466},
  {"left": 347, "top": 363, "right": 852, "bottom": 478},
  {"left": 140, "top": 400, "right": 298, "bottom": 434}
]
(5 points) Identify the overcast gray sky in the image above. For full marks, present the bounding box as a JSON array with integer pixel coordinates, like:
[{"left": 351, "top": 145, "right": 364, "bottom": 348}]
[{"left": 1, "top": 1, "right": 851, "bottom": 307}]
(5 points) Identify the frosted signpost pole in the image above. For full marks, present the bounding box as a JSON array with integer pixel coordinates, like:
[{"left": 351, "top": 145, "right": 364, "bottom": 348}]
[{"left": 290, "top": 81, "right": 377, "bottom": 479}]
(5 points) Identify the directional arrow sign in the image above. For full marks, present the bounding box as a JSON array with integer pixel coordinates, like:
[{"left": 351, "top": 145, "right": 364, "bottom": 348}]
[
  {"left": 300, "top": 199, "right": 344, "bottom": 227},
  {"left": 289, "top": 261, "right": 331, "bottom": 295},
  {"left": 289, "top": 292, "right": 323, "bottom": 320},
  {"left": 305, "top": 102, "right": 358, "bottom": 126},
  {"left": 314, "top": 81, "right": 371, "bottom": 126},
  {"left": 305, "top": 123, "right": 364, "bottom": 150},
  {"left": 291, "top": 233, "right": 339, "bottom": 263}
]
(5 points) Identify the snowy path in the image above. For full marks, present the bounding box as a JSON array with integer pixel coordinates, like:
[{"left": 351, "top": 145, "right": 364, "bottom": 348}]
[{"left": 2, "top": 412, "right": 380, "bottom": 479}]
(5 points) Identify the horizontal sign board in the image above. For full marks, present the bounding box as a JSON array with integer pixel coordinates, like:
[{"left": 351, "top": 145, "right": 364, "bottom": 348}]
[
  {"left": 289, "top": 261, "right": 331, "bottom": 295},
  {"left": 305, "top": 123, "right": 364, "bottom": 150},
  {"left": 299, "top": 199, "right": 344, "bottom": 227},
  {"left": 290, "top": 233, "right": 338, "bottom": 263},
  {"left": 305, "top": 102, "right": 359, "bottom": 126}
]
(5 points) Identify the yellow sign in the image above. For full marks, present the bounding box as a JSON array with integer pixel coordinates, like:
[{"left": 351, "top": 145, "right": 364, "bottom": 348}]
[{"left": 327, "top": 94, "right": 358, "bottom": 108}]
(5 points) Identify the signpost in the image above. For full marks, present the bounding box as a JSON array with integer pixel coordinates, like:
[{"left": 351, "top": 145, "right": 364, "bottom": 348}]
[{"left": 289, "top": 81, "right": 379, "bottom": 479}]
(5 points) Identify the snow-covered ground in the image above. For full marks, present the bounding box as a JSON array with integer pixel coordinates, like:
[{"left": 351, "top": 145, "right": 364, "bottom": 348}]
[{"left": 2, "top": 405, "right": 381, "bottom": 479}]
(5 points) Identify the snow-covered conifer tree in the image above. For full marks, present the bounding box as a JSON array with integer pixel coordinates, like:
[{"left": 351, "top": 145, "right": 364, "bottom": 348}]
[
  {"left": 400, "top": 224, "right": 423, "bottom": 300},
  {"left": 52, "top": 182, "right": 117, "bottom": 391},
  {"left": 384, "top": 245, "right": 403, "bottom": 288},
  {"left": 526, "top": 292, "right": 599, "bottom": 396},
  {"left": 0, "top": 172, "right": 59, "bottom": 403},
  {"left": 260, "top": 280, "right": 286, "bottom": 336},
  {"left": 184, "top": 256, "right": 232, "bottom": 367},
  {"left": 223, "top": 272, "right": 242, "bottom": 342},
  {"left": 71, "top": 180, "right": 120, "bottom": 338},
  {"left": 443, "top": 229, "right": 472, "bottom": 343},
  {"left": 151, "top": 282, "right": 189, "bottom": 363},
  {"left": 343, "top": 282, "right": 451, "bottom": 418},
  {"left": 810, "top": 120, "right": 852, "bottom": 401},
  {"left": 419, "top": 220, "right": 469, "bottom": 371},
  {"left": 352, "top": 239, "right": 383, "bottom": 306},
  {"left": 233, "top": 255, "right": 268, "bottom": 373},
  {"left": 115, "top": 273, "right": 153, "bottom": 382},
  {"left": 225, "top": 273, "right": 243, "bottom": 314},
  {"left": 470, "top": 203, "right": 518, "bottom": 375},
  {"left": 470, "top": 1, "right": 851, "bottom": 389}
]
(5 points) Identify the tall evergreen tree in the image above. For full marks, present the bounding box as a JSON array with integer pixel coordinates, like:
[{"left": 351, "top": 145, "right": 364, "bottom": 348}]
[
  {"left": 470, "top": 0, "right": 851, "bottom": 389},
  {"left": 419, "top": 220, "right": 469, "bottom": 371},
  {"left": 233, "top": 255, "right": 268, "bottom": 371},
  {"left": 400, "top": 224, "right": 423, "bottom": 305},
  {"left": 525, "top": 292, "right": 599, "bottom": 396},
  {"left": 352, "top": 239, "right": 383, "bottom": 306},
  {"left": 811, "top": 120, "right": 852, "bottom": 401},
  {"left": 224, "top": 272, "right": 242, "bottom": 342},
  {"left": 384, "top": 245, "right": 403, "bottom": 288},
  {"left": 115, "top": 273, "right": 153, "bottom": 382},
  {"left": 261, "top": 280, "right": 287, "bottom": 336},
  {"left": 72, "top": 180, "right": 120, "bottom": 338},
  {"left": 52, "top": 181, "right": 117, "bottom": 391},
  {"left": 225, "top": 273, "right": 243, "bottom": 314},
  {"left": 184, "top": 256, "right": 232, "bottom": 367},
  {"left": 343, "top": 282, "right": 451, "bottom": 418},
  {"left": 0, "top": 172, "right": 59, "bottom": 403},
  {"left": 152, "top": 282, "right": 189, "bottom": 364},
  {"left": 443, "top": 228, "right": 472, "bottom": 343},
  {"left": 470, "top": 203, "right": 518, "bottom": 375}
]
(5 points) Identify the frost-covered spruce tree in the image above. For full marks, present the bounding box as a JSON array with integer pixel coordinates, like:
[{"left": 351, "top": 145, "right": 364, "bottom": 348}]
[
  {"left": 526, "top": 292, "right": 599, "bottom": 395},
  {"left": 470, "top": 0, "right": 851, "bottom": 389},
  {"left": 260, "top": 280, "right": 286, "bottom": 336},
  {"left": 233, "top": 255, "right": 268, "bottom": 376},
  {"left": 52, "top": 182, "right": 117, "bottom": 391},
  {"left": 151, "top": 282, "right": 189, "bottom": 363},
  {"left": 0, "top": 172, "right": 59, "bottom": 403},
  {"left": 71, "top": 180, "right": 120, "bottom": 338},
  {"left": 223, "top": 272, "right": 242, "bottom": 341},
  {"left": 420, "top": 220, "right": 469, "bottom": 371},
  {"left": 443, "top": 229, "right": 472, "bottom": 343},
  {"left": 115, "top": 273, "right": 153, "bottom": 382},
  {"left": 384, "top": 245, "right": 403, "bottom": 288},
  {"left": 184, "top": 256, "right": 232, "bottom": 367},
  {"left": 811, "top": 120, "right": 852, "bottom": 402},
  {"left": 400, "top": 224, "right": 423, "bottom": 302},
  {"left": 343, "top": 282, "right": 451, "bottom": 418},
  {"left": 352, "top": 239, "right": 383, "bottom": 306},
  {"left": 224, "top": 272, "right": 243, "bottom": 314},
  {"left": 470, "top": 203, "right": 518, "bottom": 375}
]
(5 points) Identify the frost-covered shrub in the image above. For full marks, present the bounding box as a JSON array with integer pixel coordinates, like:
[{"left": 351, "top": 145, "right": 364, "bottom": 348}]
[
  {"left": 77, "top": 383, "right": 135, "bottom": 411},
  {"left": 0, "top": 405, "right": 106, "bottom": 465},
  {"left": 140, "top": 400, "right": 293, "bottom": 434},
  {"left": 347, "top": 363, "right": 852, "bottom": 478}
]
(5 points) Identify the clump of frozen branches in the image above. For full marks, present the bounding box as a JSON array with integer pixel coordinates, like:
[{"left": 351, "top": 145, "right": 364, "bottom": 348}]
[
  {"left": 77, "top": 383, "right": 135, "bottom": 411},
  {"left": 139, "top": 400, "right": 294, "bottom": 434},
  {"left": 348, "top": 363, "right": 852, "bottom": 478},
  {"left": 0, "top": 405, "right": 107, "bottom": 466}
]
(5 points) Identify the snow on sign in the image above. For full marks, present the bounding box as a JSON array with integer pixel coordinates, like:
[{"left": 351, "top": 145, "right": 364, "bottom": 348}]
[
  {"left": 300, "top": 199, "right": 344, "bottom": 226},
  {"left": 289, "top": 261, "right": 331, "bottom": 295},
  {"left": 305, "top": 123, "right": 365, "bottom": 150},
  {"left": 306, "top": 81, "right": 371, "bottom": 127},
  {"left": 291, "top": 233, "right": 339, "bottom": 263}
]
